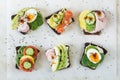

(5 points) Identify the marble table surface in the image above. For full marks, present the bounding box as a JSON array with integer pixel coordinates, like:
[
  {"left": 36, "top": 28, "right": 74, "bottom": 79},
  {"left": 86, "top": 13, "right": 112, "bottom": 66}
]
[{"left": 0, "top": 0, "right": 119, "bottom": 80}]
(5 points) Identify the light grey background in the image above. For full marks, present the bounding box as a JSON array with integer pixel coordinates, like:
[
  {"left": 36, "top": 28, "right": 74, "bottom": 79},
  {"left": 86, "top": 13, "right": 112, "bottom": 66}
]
[{"left": 0, "top": 0, "right": 120, "bottom": 80}]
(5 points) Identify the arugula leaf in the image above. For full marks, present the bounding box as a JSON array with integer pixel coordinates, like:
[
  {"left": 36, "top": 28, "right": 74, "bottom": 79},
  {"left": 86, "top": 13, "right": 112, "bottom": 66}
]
[
  {"left": 16, "top": 46, "right": 25, "bottom": 67},
  {"left": 16, "top": 53, "right": 23, "bottom": 66},
  {"left": 81, "top": 54, "right": 98, "bottom": 69},
  {"left": 18, "top": 46, "right": 25, "bottom": 54}
]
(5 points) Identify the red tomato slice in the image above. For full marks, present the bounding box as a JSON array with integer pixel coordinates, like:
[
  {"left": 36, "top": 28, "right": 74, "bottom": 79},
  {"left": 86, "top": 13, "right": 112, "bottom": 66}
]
[
  {"left": 55, "top": 24, "right": 65, "bottom": 33},
  {"left": 23, "top": 46, "right": 38, "bottom": 59},
  {"left": 19, "top": 56, "right": 34, "bottom": 72},
  {"left": 62, "top": 10, "right": 73, "bottom": 25},
  {"left": 55, "top": 10, "right": 73, "bottom": 33},
  {"left": 62, "top": 18, "right": 70, "bottom": 26},
  {"left": 65, "top": 10, "right": 73, "bottom": 19}
]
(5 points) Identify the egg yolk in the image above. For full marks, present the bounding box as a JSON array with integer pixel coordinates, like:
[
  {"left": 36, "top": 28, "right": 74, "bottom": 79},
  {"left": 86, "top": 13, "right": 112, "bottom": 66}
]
[
  {"left": 26, "top": 14, "right": 35, "bottom": 21},
  {"left": 90, "top": 53, "right": 100, "bottom": 63}
]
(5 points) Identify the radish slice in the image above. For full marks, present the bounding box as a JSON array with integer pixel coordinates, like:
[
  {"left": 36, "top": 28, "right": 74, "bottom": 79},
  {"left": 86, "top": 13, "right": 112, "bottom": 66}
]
[
  {"left": 18, "top": 21, "right": 30, "bottom": 33},
  {"left": 45, "top": 49, "right": 56, "bottom": 62}
]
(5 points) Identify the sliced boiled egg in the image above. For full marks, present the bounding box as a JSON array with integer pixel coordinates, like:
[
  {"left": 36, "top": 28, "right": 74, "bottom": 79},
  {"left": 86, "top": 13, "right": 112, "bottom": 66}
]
[
  {"left": 86, "top": 48, "right": 101, "bottom": 64},
  {"left": 25, "top": 9, "right": 37, "bottom": 23}
]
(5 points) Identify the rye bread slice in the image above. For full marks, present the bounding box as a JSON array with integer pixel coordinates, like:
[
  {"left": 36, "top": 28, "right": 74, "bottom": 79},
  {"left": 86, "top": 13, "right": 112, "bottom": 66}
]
[
  {"left": 15, "top": 46, "right": 39, "bottom": 69},
  {"left": 80, "top": 43, "right": 107, "bottom": 70},
  {"left": 83, "top": 30, "right": 101, "bottom": 35},
  {"left": 45, "top": 9, "right": 74, "bottom": 35},
  {"left": 48, "top": 45, "right": 70, "bottom": 71}
]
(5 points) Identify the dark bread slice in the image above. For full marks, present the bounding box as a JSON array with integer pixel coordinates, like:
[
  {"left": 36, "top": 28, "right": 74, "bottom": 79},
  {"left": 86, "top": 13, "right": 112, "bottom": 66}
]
[
  {"left": 15, "top": 46, "right": 39, "bottom": 69},
  {"left": 48, "top": 45, "right": 70, "bottom": 71},
  {"left": 45, "top": 9, "right": 74, "bottom": 35},
  {"left": 83, "top": 30, "right": 101, "bottom": 35},
  {"left": 11, "top": 14, "right": 17, "bottom": 20},
  {"left": 80, "top": 42, "right": 107, "bottom": 70}
]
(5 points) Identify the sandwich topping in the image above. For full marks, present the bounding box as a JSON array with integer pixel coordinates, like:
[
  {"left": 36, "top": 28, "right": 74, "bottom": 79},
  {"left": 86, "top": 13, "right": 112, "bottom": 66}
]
[
  {"left": 79, "top": 10, "right": 107, "bottom": 33},
  {"left": 81, "top": 43, "right": 107, "bottom": 69},
  {"left": 12, "top": 7, "right": 43, "bottom": 34},
  {"left": 45, "top": 43, "right": 70, "bottom": 71},
  {"left": 16, "top": 46, "right": 39, "bottom": 72},
  {"left": 47, "top": 8, "right": 73, "bottom": 34}
]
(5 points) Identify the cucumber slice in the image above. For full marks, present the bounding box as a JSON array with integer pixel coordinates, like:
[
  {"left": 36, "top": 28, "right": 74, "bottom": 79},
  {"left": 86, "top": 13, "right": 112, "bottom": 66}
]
[
  {"left": 85, "top": 12, "right": 96, "bottom": 25},
  {"left": 52, "top": 14, "right": 61, "bottom": 22},
  {"left": 26, "top": 48, "right": 34, "bottom": 56},
  {"left": 23, "top": 62, "right": 32, "bottom": 69},
  {"left": 86, "top": 24, "right": 95, "bottom": 32}
]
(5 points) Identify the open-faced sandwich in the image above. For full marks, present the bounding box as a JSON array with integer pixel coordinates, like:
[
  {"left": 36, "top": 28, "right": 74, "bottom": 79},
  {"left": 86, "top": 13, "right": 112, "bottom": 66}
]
[
  {"left": 79, "top": 10, "right": 107, "bottom": 35},
  {"left": 15, "top": 46, "right": 39, "bottom": 72},
  {"left": 46, "top": 8, "right": 74, "bottom": 35},
  {"left": 12, "top": 7, "right": 43, "bottom": 34},
  {"left": 45, "top": 43, "right": 70, "bottom": 71},
  {"left": 80, "top": 43, "right": 107, "bottom": 70}
]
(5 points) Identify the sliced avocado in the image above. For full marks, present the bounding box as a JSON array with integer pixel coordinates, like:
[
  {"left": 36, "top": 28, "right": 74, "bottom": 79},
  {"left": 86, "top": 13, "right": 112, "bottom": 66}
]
[
  {"left": 57, "top": 44, "right": 69, "bottom": 70},
  {"left": 23, "top": 61, "right": 32, "bottom": 69},
  {"left": 85, "top": 12, "right": 96, "bottom": 25},
  {"left": 48, "top": 9, "right": 65, "bottom": 29},
  {"left": 12, "top": 8, "right": 30, "bottom": 30},
  {"left": 49, "top": 18, "right": 59, "bottom": 29},
  {"left": 57, "top": 44, "right": 64, "bottom": 70},
  {"left": 12, "top": 7, "right": 43, "bottom": 30},
  {"left": 86, "top": 24, "right": 95, "bottom": 32},
  {"left": 26, "top": 48, "right": 34, "bottom": 56}
]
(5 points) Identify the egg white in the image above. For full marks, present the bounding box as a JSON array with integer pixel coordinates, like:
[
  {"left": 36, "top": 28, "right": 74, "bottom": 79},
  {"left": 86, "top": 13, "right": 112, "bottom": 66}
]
[{"left": 25, "top": 9, "right": 37, "bottom": 23}]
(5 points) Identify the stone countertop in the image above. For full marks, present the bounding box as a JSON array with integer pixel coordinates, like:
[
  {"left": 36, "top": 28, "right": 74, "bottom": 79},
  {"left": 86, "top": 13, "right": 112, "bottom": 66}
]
[
  {"left": 0, "top": 0, "right": 119, "bottom": 80},
  {"left": 0, "top": 1, "right": 7, "bottom": 80}
]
